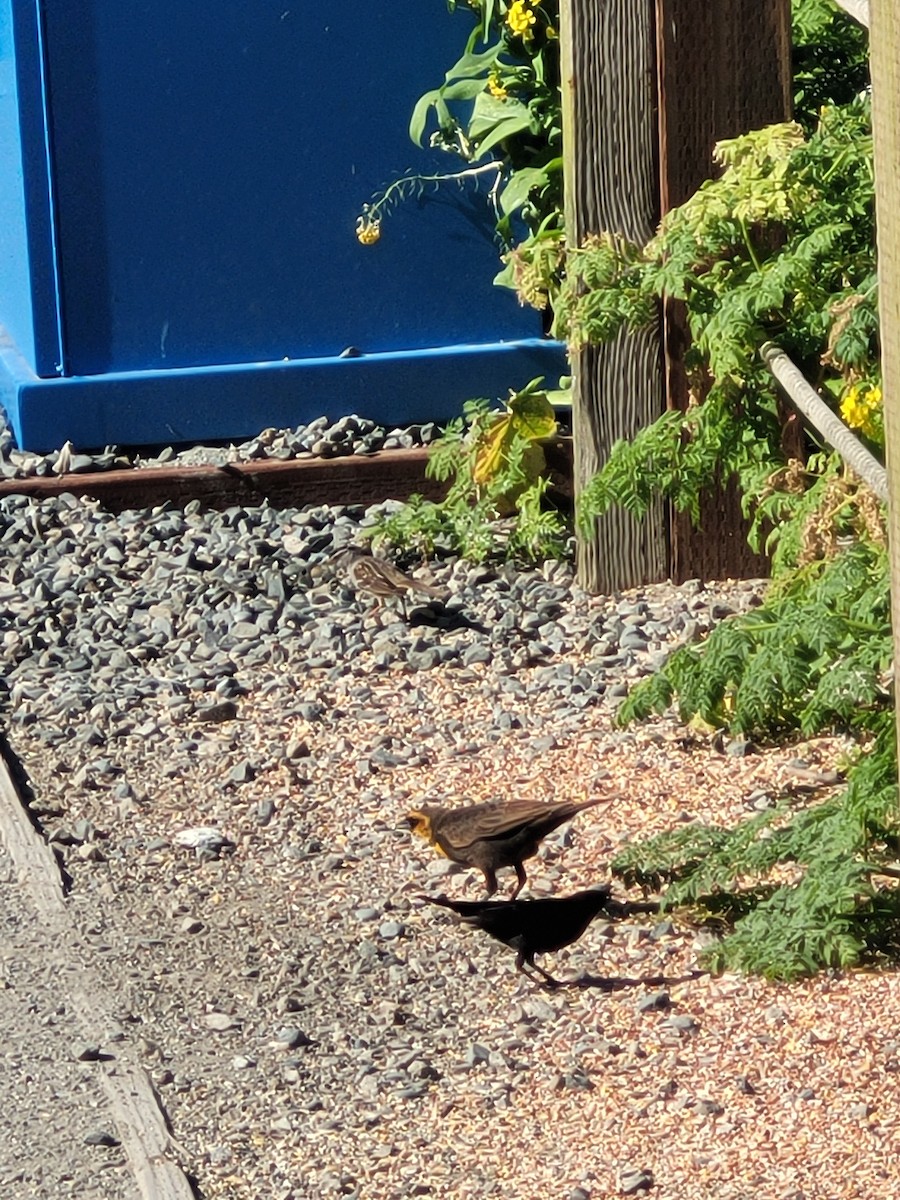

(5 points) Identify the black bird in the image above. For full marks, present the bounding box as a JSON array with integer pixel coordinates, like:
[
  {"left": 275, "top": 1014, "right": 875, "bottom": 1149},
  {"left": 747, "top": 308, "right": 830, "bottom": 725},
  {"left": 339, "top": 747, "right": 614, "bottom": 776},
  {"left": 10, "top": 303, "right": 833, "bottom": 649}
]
[
  {"left": 420, "top": 887, "right": 613, "bottom": 987},
  {"left": 406, "top": 796, "right": 607, "bottom": 898}
]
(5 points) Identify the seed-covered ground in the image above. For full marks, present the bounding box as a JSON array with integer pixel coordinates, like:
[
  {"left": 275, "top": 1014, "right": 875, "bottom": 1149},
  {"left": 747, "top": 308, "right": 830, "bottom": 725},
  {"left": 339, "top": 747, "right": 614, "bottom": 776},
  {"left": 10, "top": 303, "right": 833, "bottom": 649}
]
[{"left": 0, "top": 492, "right": 895, "bottom": 1200}]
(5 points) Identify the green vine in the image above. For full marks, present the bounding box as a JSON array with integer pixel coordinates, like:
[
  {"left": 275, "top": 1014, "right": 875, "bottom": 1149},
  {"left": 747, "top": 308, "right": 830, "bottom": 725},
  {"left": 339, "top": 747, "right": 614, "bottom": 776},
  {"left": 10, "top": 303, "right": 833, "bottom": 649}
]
[{"left": 357, "top": 0, "right": 562, "bottom": 264}]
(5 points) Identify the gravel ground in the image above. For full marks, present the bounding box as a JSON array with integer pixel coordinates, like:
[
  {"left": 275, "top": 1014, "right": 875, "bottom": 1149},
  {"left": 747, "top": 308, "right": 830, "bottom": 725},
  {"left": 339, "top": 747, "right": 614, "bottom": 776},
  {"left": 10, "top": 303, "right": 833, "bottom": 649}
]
[{"left": 0, "top": 490, "right": 896, "bottom": 1199}]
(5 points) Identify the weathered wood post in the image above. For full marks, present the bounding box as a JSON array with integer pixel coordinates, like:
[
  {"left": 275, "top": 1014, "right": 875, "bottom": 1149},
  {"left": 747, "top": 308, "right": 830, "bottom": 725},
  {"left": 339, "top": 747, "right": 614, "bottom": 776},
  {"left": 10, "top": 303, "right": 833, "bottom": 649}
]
[
  {"left": 560, "top": 0, "right": 792, "bottom": 592},
  {"left": 657, "top": 0, "right": 792, "bottom": 583},
  {"left": 868, "top": 0, "right": 900, "bottom": 777},
  {"left": 560, "top": 0, "right": 665, "bottom": 594}
]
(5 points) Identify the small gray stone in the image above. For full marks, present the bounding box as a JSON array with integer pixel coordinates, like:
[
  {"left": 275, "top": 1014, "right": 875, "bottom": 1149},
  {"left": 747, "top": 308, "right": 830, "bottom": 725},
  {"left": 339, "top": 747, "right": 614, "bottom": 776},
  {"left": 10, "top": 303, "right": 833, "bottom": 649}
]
[
  {"left": 649, "top": 919, "right": 675, "bottom": 940},
  {"left": 256, "top": 798, "right": 276, "bottom": 826},
  {"left": 228, "top": 759, "right": 257, "bottom": 783},
  {"left": 465, "top": 1043, "right": 491, "bottom": 1067},
  {"left": 463, "top": 643, "right": 493, "bottom": 666},
  {"left": 619, "top": 1167, "right": 654, "bottom": 1195},
  {"left": 84, "top": 1130, "right": 120, "bottom": 1148},
  {"left": 196, "top": 699, "right": 238, "bottom": 723},
  {"left": 636, "top": 991, "right": 671, "bottom": 1013},
  {"left": 204, "top": 1012, "right": 242, "bottom": 1032},
  {"left": 724, "top": 738, "right": 755, "bottom": 757},
  {"left": 273, "top": 1026, "right": 315, "bottom": 1049},
  {"left": 662, "top": 1013, "right": 699, "bottom": 1035},
  {"left": 74, "top": 1044, "right": 103, "bottom": 1062}
]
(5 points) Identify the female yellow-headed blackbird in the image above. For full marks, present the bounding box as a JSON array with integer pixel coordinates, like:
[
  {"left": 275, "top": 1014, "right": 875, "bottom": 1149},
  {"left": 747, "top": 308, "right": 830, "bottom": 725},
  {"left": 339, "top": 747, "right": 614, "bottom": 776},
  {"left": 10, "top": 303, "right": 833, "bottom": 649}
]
[
  {"left": 405, "top": 796, "right": 607, "bottom": 898},
  {"left": 421, "top": 888, "right": 613, "bottom": 987}
]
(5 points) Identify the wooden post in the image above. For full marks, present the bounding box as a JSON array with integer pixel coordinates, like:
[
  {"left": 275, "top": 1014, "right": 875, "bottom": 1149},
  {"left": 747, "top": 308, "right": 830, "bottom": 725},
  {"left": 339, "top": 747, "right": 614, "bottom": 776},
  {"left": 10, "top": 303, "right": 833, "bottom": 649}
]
[
  {"left": 561, "top": 0, "right": 792, "bottom": 592},
  {"left": 560, "top": 0, "right": 667, "bottom": 594},
  {"left": 869, "top": 0, "right": 900, "bottom": 777},
  {"left": 657, "top": 0, "right": 792, "bottom": 582}
]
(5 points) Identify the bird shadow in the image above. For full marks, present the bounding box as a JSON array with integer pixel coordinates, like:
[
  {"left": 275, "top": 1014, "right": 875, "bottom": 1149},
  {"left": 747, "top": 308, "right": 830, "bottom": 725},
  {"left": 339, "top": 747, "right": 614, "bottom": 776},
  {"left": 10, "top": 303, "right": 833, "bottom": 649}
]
[
  {"left": 540, "top": 968, "right": 707, "bottom": 992},
  {"left": 407, "top": 606, "right": 490, "bottom": 635}
]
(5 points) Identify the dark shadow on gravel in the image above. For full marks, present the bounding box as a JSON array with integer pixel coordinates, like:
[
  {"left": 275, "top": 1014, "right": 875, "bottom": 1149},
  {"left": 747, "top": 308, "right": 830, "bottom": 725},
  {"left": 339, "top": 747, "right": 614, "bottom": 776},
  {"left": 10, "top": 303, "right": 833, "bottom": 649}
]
[
  {"left": 561, "top": 969, "right": 708, "bottom": 992},
  {"left": 408, "top": 607, "right": 490, "bottom": 635}
]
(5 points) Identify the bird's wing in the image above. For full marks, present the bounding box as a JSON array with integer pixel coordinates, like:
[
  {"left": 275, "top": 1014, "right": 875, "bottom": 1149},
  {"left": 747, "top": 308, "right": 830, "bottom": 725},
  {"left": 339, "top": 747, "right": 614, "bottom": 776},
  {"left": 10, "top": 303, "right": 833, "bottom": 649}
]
[
  {"left": 350, "top": 556, "right": 406, "bottom": 594},
  {"left": 372, "top": 558, "right": 419, "bottom": 588},
  {"left": 440, "top": 798, "right": 584, "bottom": 849}
]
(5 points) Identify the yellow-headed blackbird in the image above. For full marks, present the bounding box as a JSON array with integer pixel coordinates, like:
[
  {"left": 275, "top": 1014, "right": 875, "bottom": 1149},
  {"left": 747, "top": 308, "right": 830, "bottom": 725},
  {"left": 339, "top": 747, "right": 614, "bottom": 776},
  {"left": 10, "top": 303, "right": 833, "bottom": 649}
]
[
  {"left": 405, "top": 796, "right": 606, "bottom": 898},
  {"left": 421, "top": 887, "right": 613, "bottom": 986},
  {"left": 332, "top": 546, "right": 445, "bottom": 602}
]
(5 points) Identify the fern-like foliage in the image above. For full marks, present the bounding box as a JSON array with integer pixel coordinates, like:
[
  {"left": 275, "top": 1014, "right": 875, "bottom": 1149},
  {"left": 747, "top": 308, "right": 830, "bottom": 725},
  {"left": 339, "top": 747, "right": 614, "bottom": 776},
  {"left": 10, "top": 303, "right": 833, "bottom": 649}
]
[
  {"left": 620, "top": 541, "right": 891, "bottom": 738},
  {"left": 613, "top": 541, "right": 898, "bottom": 980},
  {"left": 792, "top": 0, "right": 870, "bottom": 134},
  {"left": 562, "top": 99, "right": 878, "bottom": 565},
  {"left": 614, "top": 714, "right": 898, "bottom": 980}
]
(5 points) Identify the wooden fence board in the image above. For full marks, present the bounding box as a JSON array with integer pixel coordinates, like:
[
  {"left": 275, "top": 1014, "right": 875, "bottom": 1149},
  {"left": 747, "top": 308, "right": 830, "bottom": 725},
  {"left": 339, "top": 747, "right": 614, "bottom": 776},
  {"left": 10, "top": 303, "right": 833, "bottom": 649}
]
[{"left": 0, "top": 739, "right": 196, "bottom": 1200}]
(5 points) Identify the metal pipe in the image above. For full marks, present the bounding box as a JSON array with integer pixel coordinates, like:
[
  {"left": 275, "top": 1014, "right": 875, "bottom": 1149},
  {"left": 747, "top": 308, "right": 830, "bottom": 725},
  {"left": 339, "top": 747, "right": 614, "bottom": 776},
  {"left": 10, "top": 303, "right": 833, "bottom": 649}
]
[
  {"left": 833, "top": 0, "right": 870, "bottom": 30},
  {"left": 760, "top": 341, "right": 887, "bottom": 500}
]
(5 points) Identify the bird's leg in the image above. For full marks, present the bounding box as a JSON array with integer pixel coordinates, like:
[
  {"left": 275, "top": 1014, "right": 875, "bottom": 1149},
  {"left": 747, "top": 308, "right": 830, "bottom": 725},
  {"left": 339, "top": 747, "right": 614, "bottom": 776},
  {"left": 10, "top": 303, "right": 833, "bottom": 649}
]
[
  {"left": 509, "top": 862, "right": 527, "bottom": 900},
  {"left": 516, "top": 952, "right": 561, "bottom": 990},
  {"left": 481, "top": 867, "right": 498, "bottom": 897}
]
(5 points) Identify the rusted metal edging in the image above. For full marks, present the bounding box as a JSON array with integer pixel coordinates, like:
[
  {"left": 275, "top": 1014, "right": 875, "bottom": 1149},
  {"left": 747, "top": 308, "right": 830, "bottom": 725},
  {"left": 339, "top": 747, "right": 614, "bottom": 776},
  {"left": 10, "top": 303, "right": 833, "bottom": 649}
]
[{"left": 0, "top": 447, "right": 444, "bottom": 513}]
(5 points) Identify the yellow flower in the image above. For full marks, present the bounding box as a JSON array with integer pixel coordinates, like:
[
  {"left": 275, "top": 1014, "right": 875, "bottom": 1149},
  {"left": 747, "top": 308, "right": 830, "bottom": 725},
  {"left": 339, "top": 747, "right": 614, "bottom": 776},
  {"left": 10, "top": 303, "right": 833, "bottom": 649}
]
[
  {"left": 546, "top": 25, "right": 558, "bottom": 38},
  {"left": 355, "top": 215, "right": 381, "bottom": 246},
  {"left": 506, "top": 0, "right": 536, "bottom": 37},
  {"left": 840, "top": 382, "right": 883, "bottom": 440},
  {"left": 487, "top": 73, "right": 508, "bottom": 99}
]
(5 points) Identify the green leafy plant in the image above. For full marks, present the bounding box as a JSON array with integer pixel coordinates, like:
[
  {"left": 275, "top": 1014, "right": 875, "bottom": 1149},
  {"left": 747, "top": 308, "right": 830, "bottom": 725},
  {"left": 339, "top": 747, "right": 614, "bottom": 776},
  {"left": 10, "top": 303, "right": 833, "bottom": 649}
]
[
  {"left": 373, "top": 379, "right": 568, "bottom": 563},
  {"left": 556, "top": 9, "right": 897, "bottom": 980},
  {"left": 563, "top": 101, "right": 880, "bottom": 572},
  {"left": 356, "top": 0, "right": 562, "bottom": 262},
  {"left": 792, "top": 0, "right": 870, "bottom": 133},
  {"left": 612, "top": 542, "right": 897, "bottom": 981},
  {"left": 619, "top": 540, "right": 891, "bottom": 738},
  {"left": 612, "top": 714, "right": 898, "bottom": 981}
]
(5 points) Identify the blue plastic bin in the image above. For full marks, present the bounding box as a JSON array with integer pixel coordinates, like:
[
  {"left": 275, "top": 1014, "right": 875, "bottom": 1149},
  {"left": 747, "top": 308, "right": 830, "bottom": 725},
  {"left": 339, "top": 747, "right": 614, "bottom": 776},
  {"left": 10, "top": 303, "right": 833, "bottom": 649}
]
[{"left": 0, "top": 1, "right": 564, "bottom": 451}]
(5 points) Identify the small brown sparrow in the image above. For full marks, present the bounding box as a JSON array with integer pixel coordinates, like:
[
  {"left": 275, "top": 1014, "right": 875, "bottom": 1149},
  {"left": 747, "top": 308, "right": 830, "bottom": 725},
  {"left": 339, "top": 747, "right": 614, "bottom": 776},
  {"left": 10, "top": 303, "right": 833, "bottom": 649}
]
[{"left": 331, "top": 546, "right": 446, "bottom": 604}]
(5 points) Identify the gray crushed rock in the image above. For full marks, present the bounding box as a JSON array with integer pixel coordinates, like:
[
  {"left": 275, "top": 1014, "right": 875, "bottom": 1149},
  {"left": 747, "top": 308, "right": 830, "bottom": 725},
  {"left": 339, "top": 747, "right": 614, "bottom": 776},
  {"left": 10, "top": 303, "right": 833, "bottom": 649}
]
[
  {"left": 0, "top": 416, "right": 443, "bottom": 481},
  {"left": 0, "top": 489, "right": 881, "bottom": 1200}
]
